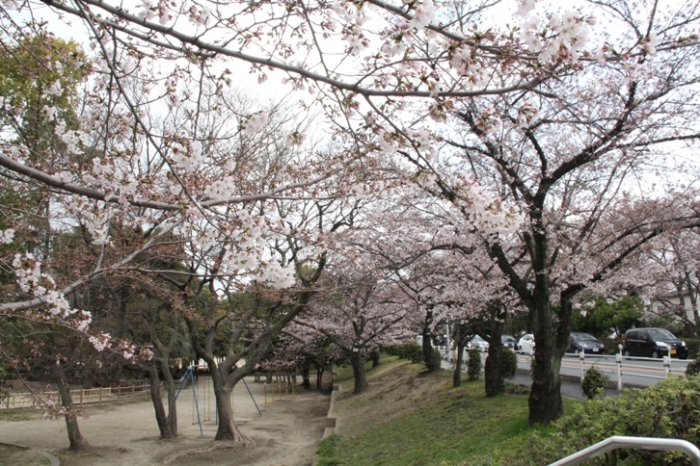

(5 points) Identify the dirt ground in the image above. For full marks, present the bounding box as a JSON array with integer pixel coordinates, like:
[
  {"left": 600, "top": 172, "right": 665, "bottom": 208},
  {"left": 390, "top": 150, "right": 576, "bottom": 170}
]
[{"left": 0, "top": 376, "right": 330, "bottom": 466}]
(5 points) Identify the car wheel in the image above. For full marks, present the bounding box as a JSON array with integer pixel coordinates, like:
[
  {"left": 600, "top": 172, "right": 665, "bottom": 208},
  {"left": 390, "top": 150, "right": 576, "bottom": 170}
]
[{"left": 652, "top": 351, "right": 660, "bottom": 359}]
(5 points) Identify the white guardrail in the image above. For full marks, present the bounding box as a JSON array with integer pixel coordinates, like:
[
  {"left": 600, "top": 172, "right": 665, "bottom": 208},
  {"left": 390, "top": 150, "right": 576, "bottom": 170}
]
[{"left": 439, "top": 346, "right": 691, "bottom": 390}]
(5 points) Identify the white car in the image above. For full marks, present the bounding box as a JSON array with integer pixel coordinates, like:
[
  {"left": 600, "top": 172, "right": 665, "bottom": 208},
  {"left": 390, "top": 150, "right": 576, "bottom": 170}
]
[
  {"left": 468, "top": 335, "right": 489, "bottom": 352},
  {"left": 517, "top": 334, "right": 535, "bottom": 354}
]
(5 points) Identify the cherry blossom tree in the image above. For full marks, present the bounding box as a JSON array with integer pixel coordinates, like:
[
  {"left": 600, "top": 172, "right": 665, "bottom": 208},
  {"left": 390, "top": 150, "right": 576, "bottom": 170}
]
[
  {"left": 645, "top": 229, "right": 700, "bottom": 335},
  {"left": 3, "top": 0, "right": 700, "bottom": 434},
  {"left": 433, "top": 1, "right": 700, "bottom": 423},
  {"left": 297, "top": 263, "right": 409, "bottom": 394}
]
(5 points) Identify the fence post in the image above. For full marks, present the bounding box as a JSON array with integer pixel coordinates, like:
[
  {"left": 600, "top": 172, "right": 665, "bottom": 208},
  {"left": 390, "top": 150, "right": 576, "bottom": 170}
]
[
  {"left": 616, "top": 352, "right": 623, "bottom": 391},
  {"left": 80, "top": 388, "right": 84, "bottom": 406},
  {"left": 579, "top": 352, "right": 585, "bottom": 383},
  {"left": 663, "top": 356, "right": 671, "bottom": 377}
]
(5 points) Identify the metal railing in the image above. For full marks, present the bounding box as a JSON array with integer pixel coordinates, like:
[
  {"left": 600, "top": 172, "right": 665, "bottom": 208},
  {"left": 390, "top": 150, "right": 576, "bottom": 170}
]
[
  {"left": 439, "top": 345, "right": 692, "bottom": 389},
  {"left": 1, "top": 384, "right": 150, "bottom": 410},
  {"left": 549, "top": 436, "right": 700, "bottom": 466},
  {"left": 519, "top": 349, "right": 691, "bottom": 390}
]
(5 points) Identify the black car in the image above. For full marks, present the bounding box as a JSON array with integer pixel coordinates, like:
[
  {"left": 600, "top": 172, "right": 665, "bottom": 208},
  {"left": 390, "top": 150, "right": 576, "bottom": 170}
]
[
  {"left": 623, "top": 328, "right": 688, "bottom": 359},
  {"left": 501, "top": 335, "right": 516, "bottom": 349},
  {"left": 568, "top": 332, "right": 605, "bottom": 355}
]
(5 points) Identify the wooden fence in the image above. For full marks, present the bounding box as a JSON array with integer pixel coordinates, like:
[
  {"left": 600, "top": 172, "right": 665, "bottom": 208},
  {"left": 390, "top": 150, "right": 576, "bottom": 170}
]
[{"left": 1, "top": 384, "right": 150, "bottom": 410}]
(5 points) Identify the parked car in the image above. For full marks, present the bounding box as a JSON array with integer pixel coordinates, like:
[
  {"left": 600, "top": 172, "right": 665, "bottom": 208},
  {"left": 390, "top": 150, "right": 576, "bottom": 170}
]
[
  {"left": 568, "top": 332, "right": 605, "bottom": 355},
  {"left": 517, "top": 334, "right": 535, "bottom": 354},
  {"left": 468, "top": 335, "right": 489, "bottom": 352},
  {"left": 501, "top": 335, "right": 517, "bottom": 349},
  {"left": 622, "top": 328, "right": 688, "bottom": 359}
]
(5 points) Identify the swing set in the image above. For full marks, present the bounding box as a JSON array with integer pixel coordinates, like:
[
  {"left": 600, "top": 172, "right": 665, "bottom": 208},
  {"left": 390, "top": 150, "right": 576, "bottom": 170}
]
[{"left": 175, "top": 365, "right": 262, "bottom": 437}]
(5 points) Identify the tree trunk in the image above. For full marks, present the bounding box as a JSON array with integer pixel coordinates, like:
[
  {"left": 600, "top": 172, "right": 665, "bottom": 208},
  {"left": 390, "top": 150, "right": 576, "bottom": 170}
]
[
  {"left": 453, "top": 338, "right": 467, "bottom": 388},
  {"left": 53, "top": 364, "right": 90, "bottom": 451},
  {"left": 422, "top": 327, "right": 439, "bottom": 372},
  {"left": 211, "top": 367, "right": 246, "bottom": 442},
  {"left": 302, "top": 363, "right": 311, "bottom": 390},
  {"left": 485, "top": 346, "right": 505, "bottom": 397},
  {"left": 149, "top": 363, "right": 175, "bottom": 439},
  {"left": 529, "top": 333, "right": 563, "bottom": 424},
  {"left": 161, "top": 362, "right": 178, "bottom": 437},
  {"left": 350, "top": 351, "right": 368, "bottom": 394},
  {"left": 485, "top": 321, "right": 505, "bottom": 397},
  {"left": 316, "top": 367, "right": 326, "bottom": 390},
  {"left": 370, "top": 349, "right": 380, "bottom": 368}
]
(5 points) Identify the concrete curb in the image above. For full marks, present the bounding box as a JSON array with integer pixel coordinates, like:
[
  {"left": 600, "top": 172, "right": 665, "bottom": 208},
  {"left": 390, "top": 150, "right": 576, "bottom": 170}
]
[
  {"left": 0, "top": 441, "right": 60, "bottom": 466},
  {"left": 322, "top": 383, "right": 340, "bottom": 439}
]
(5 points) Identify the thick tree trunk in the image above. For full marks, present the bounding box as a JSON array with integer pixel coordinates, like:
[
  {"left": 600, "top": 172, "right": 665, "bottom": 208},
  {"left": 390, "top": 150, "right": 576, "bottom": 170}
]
[
  {"left": 485, "top": 345, "right": 504, "bottom": 396},
  {"left": 485, "top": 321, "right": 505, "bottom": 397},
  {"left": 529, "top": 335, "right": 563, "bottom": 424},
  {"left": 453, "top": 339, "right": 467, "bottom": 388},
  {"left": 302, "top": 363, "right": 311, "bottom": 390},
  {"left": 350, "top": 351, "right": 368, "bottom": 394},
  {"left": 54, "top": 364, "right": 90, "bottom": 451},
  {"left": 149, "top": 363, "right": 175, "bottom": 439},
  {"left": 211, "top": 368, "right": 246, "bottom": 441},
  {"left": 316, "top": 367, "right": 324, "bottom": 390},
  {"left": 422, "top": 329, "right": 439, "bottom": 372},
  {"left": 528, "top": 292, "right": 566, "bottom": 424},
  {"left": 370, "top": 349, "right": 380, "bottom": 368},
  {"left": 161, "top": 363, "right": 178, "bottom": 437}
]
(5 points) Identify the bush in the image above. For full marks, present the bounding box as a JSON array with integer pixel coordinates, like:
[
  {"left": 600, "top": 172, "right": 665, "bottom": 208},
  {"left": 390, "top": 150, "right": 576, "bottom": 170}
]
[
  {"left": 581, "top": 366, "right": 609, "bottom": 400},
  {"left": 686, "top": 358, "right": 700, "bottom": 377},
  {"left": 385, "top": 341, "right": 423, "bottom": 363},
  {"left": 500, "top": 349, "right": 517, "bottom": 380},
  {"left": 601, "top": 338, "right": 623, "bottom": 355},
  {"left": 683, "top": 338, "right": 700, "bottom": 360},
  {"left": 502, "top": 376, "right": 700, "bottom": 465},
  {"left": 467, "top": 348, "right": 482, "bottom": 381}
]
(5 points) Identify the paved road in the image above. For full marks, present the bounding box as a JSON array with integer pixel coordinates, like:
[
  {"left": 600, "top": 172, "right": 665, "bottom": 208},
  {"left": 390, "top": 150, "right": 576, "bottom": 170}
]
[
  {"left": 441, "top": 349, "right": 691, "bottom": 399},
  {"left": 516, "top": 352, "right": 691, "bottom": 389}
]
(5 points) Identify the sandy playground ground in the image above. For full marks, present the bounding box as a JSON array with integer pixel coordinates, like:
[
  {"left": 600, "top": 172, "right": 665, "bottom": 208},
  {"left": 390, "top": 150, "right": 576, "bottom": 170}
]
[{"left": 0, "top": 376, "right": 331, "bottom": 466}]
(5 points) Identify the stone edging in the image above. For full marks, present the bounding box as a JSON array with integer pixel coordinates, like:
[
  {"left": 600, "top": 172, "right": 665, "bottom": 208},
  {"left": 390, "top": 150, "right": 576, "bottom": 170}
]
[{"left": 322, "top": 383, "right": 340, "bottom": 439}]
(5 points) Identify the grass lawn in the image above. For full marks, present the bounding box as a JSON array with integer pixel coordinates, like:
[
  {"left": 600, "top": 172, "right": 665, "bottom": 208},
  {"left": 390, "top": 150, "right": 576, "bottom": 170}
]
[{"left": 318, "top": 356, "right": 578, "bottom": 466}]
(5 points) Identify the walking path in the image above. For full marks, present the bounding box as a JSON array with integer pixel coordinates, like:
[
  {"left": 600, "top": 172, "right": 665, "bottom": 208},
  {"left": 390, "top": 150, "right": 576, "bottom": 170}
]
[{"left": 0, "top": 376, "right": 330, "bottom": 466}]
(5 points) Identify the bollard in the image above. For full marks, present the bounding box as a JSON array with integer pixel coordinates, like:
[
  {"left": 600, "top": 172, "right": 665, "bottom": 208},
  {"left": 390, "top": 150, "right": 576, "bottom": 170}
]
[
  {"left": 579, "top": 351, "right": 585, "bottom": 384},
  {"left": 616, "top": 352, "right": 622, "bottom": 390},
  {"left": 264, "top": 382, "right": 267, "bottom": 407},
  {"left": 663, "top": 355, "right": 671, "bottom": 377}
]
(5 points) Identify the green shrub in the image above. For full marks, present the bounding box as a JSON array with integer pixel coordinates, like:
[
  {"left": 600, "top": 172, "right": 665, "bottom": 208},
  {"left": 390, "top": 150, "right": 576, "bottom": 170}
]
[
  {"left": 467, "top": 348, "right": 482, "bottom": 381},
  {"left": 601, "top": 338, "right": 623, "bottom": 355},
  {"left": 686, "top": 358, "right": 700, "bottom": 377},
  {"left": 581, "top": 366, "right": 609, "bottom": 400},
  {"left": 386, "top": 341, "right": 423, "bottom": 363},
  {"left": 502, "top": 376, "right": 700, "bottom": 465},
  {"left": 383, "top": 344, "right": 400, "bottom": 357},
  {"left": 683, "top": 338, "right": 700, "bottom": 359},
  {"left": 500, "top": 349, "right": 517, "bottom": 380}
]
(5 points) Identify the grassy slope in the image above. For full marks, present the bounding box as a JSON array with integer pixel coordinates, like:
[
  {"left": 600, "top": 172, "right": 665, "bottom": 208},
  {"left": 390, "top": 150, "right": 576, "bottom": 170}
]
[{"left": 318, "top": 356, "right": 576, "bottom": 466}]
